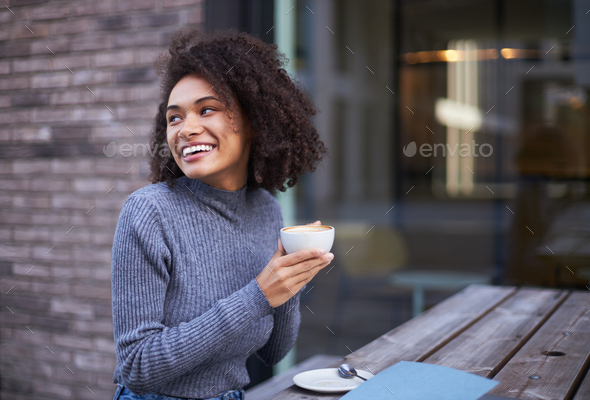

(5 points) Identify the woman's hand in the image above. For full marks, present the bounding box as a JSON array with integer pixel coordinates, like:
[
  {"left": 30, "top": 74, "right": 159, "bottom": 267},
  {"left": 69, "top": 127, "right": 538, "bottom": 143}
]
[{"left": 256, "top": 220, "right": 334, "bottom": 308}]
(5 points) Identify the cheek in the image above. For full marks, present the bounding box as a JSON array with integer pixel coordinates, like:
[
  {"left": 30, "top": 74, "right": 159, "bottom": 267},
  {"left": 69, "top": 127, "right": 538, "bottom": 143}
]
[
  {"left": 228, "top": 137, "right": 247, "bottom": 157},
  {"left": 166, "top": 131, "right": 178, "bottom": 155}
]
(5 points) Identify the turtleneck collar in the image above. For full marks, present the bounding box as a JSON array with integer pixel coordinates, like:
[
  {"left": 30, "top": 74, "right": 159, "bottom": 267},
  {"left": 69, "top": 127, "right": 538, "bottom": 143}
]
[{"left": 180, "top": 176, "right": 248, "bottom": 211}]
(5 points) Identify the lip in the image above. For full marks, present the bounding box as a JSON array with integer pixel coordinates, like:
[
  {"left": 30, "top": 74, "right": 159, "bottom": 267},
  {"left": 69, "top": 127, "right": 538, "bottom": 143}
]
[{"left": 182, "top": 147, "right": 215, "bottom": 162}]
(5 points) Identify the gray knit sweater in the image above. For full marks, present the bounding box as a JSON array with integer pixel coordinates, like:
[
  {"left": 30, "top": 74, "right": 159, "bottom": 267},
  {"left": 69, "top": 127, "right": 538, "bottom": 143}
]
[{"left": 111, "top": 175, "right": 301, "bottom": 398}]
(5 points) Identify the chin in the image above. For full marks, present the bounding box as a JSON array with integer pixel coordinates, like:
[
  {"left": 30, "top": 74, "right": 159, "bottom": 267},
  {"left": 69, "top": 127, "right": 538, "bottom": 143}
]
[
  {"left": 183, "top": 170, "right": 207, "bottom": 180},
  {"left": 182, "top": 166, "right": 220, "bottom": 183},
  {"left": 176, "top": 161, "right": 207, "bottom": 179}
]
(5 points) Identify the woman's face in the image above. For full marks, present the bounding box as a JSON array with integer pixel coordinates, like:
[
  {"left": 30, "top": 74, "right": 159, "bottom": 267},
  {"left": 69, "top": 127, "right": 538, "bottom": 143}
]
[{"left": 166, "top": 74, "right": 252, "bottom": 191}]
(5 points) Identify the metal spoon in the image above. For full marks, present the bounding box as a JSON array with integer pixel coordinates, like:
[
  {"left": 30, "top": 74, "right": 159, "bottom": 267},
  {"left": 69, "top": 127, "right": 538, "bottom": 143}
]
[{"left": 338, "top": 364, "right": 367, "bottom": 381}]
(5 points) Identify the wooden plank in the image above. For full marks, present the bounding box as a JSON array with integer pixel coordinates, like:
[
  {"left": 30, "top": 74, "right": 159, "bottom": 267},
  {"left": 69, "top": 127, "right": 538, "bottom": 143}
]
[
  {"left": 423, "top": 288, "right": 567, "bottom": 377},
  {"left": 574, "top": 368, "right": 590, "bottom": 400},
  {"left": 272, "top": 284, "right": 516, "bottom": 400},
  {"left": 490, "top": 291, "right": 590, "bottom": 400}
]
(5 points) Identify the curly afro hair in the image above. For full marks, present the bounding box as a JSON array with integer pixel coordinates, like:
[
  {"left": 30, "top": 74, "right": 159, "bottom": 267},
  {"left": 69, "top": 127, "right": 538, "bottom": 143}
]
[{"left": 149, "top": 27, "right": 328, "bottom": 196}]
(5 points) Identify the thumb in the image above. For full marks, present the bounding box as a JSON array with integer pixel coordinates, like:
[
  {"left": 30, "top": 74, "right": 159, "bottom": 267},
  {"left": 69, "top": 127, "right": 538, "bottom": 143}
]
[{"left": 275, "top": 238, "right": 286, "bottom": 257}]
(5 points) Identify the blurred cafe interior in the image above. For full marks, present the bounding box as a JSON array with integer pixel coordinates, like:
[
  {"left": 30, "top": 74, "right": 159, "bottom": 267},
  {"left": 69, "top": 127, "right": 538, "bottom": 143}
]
[{"left": 208, "top": 0, "right": 590, "bottom": 373}]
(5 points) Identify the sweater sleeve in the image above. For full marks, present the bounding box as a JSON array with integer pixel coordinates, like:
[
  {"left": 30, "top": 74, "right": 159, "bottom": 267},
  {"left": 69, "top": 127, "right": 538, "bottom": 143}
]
[
  {"left": 111, "top": 195, "right": 273, "bottom": 395},
  {"left": 255, "top": 292, "right": 301, "bottom": 365},
  {"left": 254, "top": 198, "right": 302, "bottom": 365}
]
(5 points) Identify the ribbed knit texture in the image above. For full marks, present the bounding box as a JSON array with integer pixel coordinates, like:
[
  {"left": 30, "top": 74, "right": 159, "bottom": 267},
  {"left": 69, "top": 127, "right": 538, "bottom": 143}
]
[{"left": 111, "top": 175, "right": 301, "bottom": 398}]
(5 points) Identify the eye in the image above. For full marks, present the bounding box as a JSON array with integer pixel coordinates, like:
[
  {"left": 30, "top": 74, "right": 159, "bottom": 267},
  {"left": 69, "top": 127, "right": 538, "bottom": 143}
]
[{"left": 168, "top": 106, "right": 215, "bottom": 123}]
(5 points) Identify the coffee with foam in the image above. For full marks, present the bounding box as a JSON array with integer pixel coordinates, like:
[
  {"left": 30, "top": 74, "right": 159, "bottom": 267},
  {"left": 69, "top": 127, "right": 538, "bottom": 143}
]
[{"left": 282, "top": 225, "right": 332, "bottom": 233}]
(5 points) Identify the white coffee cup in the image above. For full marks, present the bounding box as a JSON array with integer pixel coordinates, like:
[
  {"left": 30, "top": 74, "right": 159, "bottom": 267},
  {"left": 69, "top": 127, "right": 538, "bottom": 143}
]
[{"left": 280, "top": 225, "right": 335, "bottom": 254}]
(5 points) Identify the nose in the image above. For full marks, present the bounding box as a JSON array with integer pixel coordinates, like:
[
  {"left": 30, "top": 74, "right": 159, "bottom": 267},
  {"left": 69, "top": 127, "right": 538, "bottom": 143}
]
[{"left": 178, "top": 110, "right": 204, "bottom": 141}]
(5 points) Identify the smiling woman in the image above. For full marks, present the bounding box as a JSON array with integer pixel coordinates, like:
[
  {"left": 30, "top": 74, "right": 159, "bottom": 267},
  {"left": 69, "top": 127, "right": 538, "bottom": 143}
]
[
  {"left": 149, "top": 27, "right": 327, "bottom": 195},
  {"left": 110, "top": 27, "right": 332, "bottom": 400},
  {"left": 165, "top": 75, "right": 253, "bottom": 191}
]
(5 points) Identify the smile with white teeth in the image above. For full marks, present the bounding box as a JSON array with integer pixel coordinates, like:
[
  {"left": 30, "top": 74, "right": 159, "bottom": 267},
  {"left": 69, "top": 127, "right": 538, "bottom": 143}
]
[{"left": 182, "top": 144, "right": 213, "bottom": 157}]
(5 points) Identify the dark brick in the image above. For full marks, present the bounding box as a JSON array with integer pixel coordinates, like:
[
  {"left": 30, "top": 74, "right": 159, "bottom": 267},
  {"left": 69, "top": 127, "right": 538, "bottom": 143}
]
[
  {"left": 31, "top": 347, "right": 71, "bottom": 363},
  {"left": 70, "top": 2, "right": 112, "bottom": 17},
  {"left": 115, "top": 31, "right": 160, "bottom": 47},
  {"left": 12, "top": 195, "right": 50, "bottom": 208},
  {"left": 9, "top": 0, "right": 48, "bottom": 6},
  {"left": 8, "top": 362, "right": 52, "bottom": 379},
  {"left": 116, "top": 67, "right": 157, "bottom": 83},
  {"left": 14, "top": 327, "right": 52, "bottom": 345},
  {"left": 53, "top": 333, "right": 93, "bottom": 350},
  {"left": 70, "top": 35, "right": 113, "bottom": 52},
  {"left": 4, "top": 296, "right": 50, "bottom": 312},
  {"left": 72, "top": 284, "right": 111, "bottom": 300},
  {"left": 161, "top": 30, "right": 178, "bottom": 46},
  {"left": 0, "top": 377, "right": 33, "bottom": 394},
  {"left": 0, "top": 42, "right": 30, "bottom": 58},
  {"left": 29, "top": 3, "right": 70, "bottom": 21},
  {"left": 0, "top": 344, "right": 32, "bottom": 360},
  {"left": 0, "top": 311, "right": 31, "bottom": 325},
  {"left": 12, "top": 24, "right": 50, "bottom": 40},
  {"left": 96, "top": 371, "right": 116, "bottom": 387},
  {"left": 94, "top": 303, "right": 112, "bottom": 318},
  {"left": 51, "top": 126, "right": 91, "bottom": 141},
  {"left": 30, "top": 316, "right": 70, "bottom": 331},
  {"left": 52, "top": 366, "right": 94, "bottom": 384},
  {"left": 0, "top": 211, "right": 33, "bottom": 225},
  {"left": 33, "top": 381, "right": 72, "bottom": 398},
  {"left": 0, "top": 144, "right": 105, "bottom": 159},
  {"left": 113, "top": 0, "right": 157, "bottom": 12},
  {"left": 0, "top": 261, "right": 12, "bottom": 275},
  {"left": 95, "top": 15, "right": 132, "bottom": 31},
  {"left": 138, "top": 12, "right": 180, "bottom": 27},
  {"left": 11, "top": 93, "right": 49, "bottom": 107},
  {"left": 30, "top": 38, "right": 69, "bottom": 56}
]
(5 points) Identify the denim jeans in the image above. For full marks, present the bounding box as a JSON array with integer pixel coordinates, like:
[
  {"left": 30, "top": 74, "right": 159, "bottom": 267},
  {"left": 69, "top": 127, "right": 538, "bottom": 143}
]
[{"left": 112, "top": 384, "right": 245, "bottom": 400}]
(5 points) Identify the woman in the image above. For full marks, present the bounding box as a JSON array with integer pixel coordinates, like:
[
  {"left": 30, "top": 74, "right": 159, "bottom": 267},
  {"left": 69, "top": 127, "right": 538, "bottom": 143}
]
[{"left": 110, "top": 27, "right": 332, "bottom": 400}]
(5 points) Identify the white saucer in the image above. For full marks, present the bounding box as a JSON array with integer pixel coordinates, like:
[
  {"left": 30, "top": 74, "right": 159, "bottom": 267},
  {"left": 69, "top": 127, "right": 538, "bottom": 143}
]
[{"left": 293, "top": 368, "right": 374, "bottom": 393}]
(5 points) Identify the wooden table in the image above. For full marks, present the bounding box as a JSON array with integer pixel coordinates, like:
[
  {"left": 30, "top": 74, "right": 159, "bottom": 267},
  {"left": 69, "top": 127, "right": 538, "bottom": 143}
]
[{"left": 272, "top": 284, "right": 590, "bottom": 399}]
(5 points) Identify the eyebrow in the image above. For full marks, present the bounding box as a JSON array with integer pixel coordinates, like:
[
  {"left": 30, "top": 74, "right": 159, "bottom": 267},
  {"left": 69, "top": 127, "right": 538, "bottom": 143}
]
[{"left": 166, "top": 96, "right": 220, "bottom": 112}]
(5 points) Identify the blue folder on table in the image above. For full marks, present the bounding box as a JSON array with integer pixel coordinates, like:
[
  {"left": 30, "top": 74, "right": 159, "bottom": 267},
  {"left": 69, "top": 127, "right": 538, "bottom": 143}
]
[{"left": 340, "top": 361, "right": 499, "bottom": 400}]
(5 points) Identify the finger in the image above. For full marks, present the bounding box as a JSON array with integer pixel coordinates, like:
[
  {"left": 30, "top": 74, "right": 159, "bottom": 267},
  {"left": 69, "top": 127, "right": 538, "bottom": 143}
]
[
  {"left": 269, "top": 239, "right": 285, "bottom": 265},
  {"left": 290, "top": 278, "right": 309, "bottom": 295},
  {"left": 278, "top": 248, "right": 326, "bottom": 269},
  {"left": 277, "top": 238, "right": 286, "bottom": 256},
  {"left": 305, "top": 220, "right": 321, "bottom": 226},
  {"left": 291, "top": 253, "right": 333, "bottom": 279}
]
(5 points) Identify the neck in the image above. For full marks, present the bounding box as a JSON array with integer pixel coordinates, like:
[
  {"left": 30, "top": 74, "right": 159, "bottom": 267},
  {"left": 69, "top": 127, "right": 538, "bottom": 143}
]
[
  {"left": 199, "top": 173, "right": 247, "bottom": 191},
  {"left": 183, "top": 176, "right": 249, "bottom": 216}
]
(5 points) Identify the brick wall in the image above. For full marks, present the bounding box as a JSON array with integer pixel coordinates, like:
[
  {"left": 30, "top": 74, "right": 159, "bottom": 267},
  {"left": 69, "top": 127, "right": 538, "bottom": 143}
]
[{"left": 0, "top": 1, "right": 204, "bottom": 398}]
